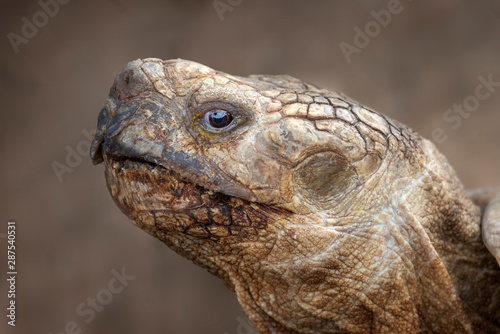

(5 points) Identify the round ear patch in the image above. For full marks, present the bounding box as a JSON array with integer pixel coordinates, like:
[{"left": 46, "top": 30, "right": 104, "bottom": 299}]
[{"left": 293, "top": 151, "right": 360, "bottom": 208}]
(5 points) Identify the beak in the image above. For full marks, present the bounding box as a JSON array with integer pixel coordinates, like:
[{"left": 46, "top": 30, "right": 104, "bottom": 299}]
[
  {"left": 90, "top": 91, "right": 117, "bottom": 165},
  {"left": 91, "top": 59, "right": 154, "bottom": 165}
]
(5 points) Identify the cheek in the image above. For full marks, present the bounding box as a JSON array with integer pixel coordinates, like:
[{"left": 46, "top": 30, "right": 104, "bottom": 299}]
[
  {"left": 204, "top": 138, "right": 287, "bottom": 204},
  {"left": 210, "top": 138, "right": 284, "bottom": 189}
]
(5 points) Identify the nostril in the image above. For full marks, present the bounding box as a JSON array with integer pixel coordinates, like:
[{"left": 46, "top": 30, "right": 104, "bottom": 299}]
[{"left": 113, "top": 60, "right": 153, "bottom": 99}]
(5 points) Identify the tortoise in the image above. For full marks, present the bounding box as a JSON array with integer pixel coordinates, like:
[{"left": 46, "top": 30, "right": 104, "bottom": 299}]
[{"left": 90, "top": 58, "right": 500, "bottom": 333}]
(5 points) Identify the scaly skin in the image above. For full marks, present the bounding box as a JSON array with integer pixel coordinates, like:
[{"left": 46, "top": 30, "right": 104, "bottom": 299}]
[{"left": 91, "top": 58, "right": 500, "bottom": 333}]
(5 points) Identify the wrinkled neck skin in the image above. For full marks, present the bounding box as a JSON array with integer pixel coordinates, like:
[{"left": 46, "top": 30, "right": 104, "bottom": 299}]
[
  {"left": 232, "top": 140, "right": 496, "bottom": 334},
  {"left": 128, "top": 137, "right": 498, "bottom": 334}
]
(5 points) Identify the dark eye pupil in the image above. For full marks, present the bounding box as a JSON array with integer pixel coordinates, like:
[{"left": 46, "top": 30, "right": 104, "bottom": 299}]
[{"left": 208, "top": 110, "right": 233, "bottom": 128}]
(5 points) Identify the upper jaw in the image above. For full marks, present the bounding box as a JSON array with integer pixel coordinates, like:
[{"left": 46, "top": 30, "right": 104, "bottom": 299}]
[{"left": 91, "top": 100, "right": 258, "bottom": 203}]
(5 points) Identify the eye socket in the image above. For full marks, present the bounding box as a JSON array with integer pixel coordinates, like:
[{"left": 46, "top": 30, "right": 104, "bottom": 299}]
[
  {"left": 191, "top": 101, "right": 251, "bottom": 138},
  {"left": 203, "top": 110, "right": 234, "bottom": 129}
]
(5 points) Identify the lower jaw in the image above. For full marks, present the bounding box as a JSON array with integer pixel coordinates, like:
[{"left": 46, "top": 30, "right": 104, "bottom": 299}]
[{"left": 103, "top": 157, "right": 234, "bottom": 232}]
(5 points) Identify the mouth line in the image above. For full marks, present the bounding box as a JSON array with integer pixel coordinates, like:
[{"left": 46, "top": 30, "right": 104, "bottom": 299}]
[
  {"left": 110, "top": 155, "right": 164, "bottom": 172},
  {"left": 104, "top": 154, "right": 226, "bottom": 198}
]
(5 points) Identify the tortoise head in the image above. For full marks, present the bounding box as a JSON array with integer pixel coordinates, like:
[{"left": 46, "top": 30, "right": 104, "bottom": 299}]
[{"left": 91, "top": 58, "right": 497, "bottom": 333}]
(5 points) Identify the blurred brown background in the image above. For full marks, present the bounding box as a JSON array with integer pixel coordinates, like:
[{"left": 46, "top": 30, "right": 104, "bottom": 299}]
[{"left": 1, "top": 0, "right": 499, "bottom": 333}]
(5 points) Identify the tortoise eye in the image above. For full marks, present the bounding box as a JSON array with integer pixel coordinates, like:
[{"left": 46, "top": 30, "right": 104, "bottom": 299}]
[{"left": 203, "top": 110, "right": 234, "bottom": 129}]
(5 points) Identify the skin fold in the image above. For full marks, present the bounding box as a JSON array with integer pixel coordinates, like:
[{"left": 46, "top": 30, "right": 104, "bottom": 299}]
[{"left": 91, "top": 58, "right": 500, "bottom": 334}]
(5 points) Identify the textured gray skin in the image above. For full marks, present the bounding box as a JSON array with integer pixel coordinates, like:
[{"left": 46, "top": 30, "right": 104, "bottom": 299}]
[
  {"left": 91, "top": 58, "right": 500, "bottom": 333},
  {"left": 468, "top": 188, "right": 500, "bottom": 264},
  {"left": 485, "top": 195, "right": 500, "bottom": 263}
]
